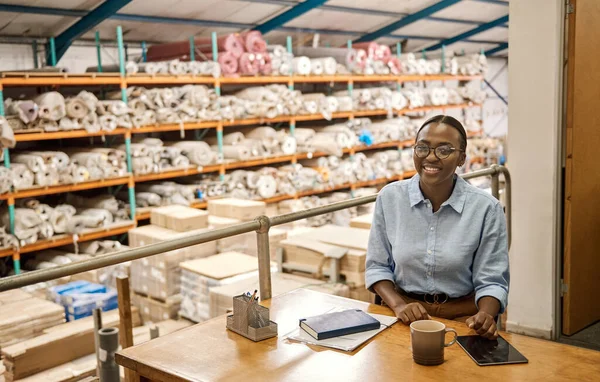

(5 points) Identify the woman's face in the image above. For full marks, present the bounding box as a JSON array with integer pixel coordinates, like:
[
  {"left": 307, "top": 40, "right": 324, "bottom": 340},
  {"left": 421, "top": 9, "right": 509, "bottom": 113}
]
[{"left": 413, "top": 122, "right": 466, "bottom": 188}]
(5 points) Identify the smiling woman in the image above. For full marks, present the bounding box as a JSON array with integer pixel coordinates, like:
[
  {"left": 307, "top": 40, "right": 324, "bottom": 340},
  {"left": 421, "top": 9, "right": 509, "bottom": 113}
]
[{"left": 366, "top": 115, "right": 509, "bottom": 340}]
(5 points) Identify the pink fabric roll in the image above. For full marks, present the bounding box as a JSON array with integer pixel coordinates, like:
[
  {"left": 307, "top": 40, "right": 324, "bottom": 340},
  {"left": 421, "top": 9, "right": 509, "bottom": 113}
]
[
  {"left": 219, "top": 51, "right": 239, "bottom": 75},
  {"left": 258, "top": 53, "right": 272, "bottom": 75},
  {"left": 219, "top": 34, "right": 245, "bottom": 59},
  {"left": 377, "top": 45, "right": 392, "bottom": 63},
  {"left": 243, "top": 31, "right": 267, "bottom": 53},
  {"left": 347, "top": 49, "right": 368, "bottom": 70},
  {"left": 239, "top": 52, "right": 260, "bottom": 75}
]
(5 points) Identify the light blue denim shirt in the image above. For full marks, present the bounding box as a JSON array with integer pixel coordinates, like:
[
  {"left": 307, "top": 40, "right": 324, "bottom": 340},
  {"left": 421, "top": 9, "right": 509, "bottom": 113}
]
[{"left": 365, "top": 174, "right": 510, "bottom": 312}]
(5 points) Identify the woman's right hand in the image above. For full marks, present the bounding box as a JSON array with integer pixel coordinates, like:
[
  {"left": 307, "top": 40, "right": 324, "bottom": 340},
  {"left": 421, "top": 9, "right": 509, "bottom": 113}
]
[{"left": 394, "top": 302, "right": 431, "bottom": 324}]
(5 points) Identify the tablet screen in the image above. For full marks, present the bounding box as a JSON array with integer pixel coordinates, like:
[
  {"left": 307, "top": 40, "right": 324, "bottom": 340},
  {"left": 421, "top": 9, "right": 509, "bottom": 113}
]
[{"left": 457, "top": 335, "right": 529, "bottom": 366}]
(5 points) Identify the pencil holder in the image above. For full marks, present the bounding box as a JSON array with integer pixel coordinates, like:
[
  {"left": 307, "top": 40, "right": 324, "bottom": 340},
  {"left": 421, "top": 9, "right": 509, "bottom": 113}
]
[{"left": 226, "top": 294, "right": 278, "bottom": 341}]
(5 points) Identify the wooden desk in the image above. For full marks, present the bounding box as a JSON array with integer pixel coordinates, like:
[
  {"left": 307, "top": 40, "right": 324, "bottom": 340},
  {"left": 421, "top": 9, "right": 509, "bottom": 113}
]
[{"left": 117, "top": 289, "right": 600, "bottom": 382}]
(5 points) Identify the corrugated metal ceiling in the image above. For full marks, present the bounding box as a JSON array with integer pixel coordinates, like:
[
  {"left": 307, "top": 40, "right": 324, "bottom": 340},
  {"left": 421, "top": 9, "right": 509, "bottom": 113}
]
[{"left": 0, "top": 0, "right": 509, "bottom": 56}]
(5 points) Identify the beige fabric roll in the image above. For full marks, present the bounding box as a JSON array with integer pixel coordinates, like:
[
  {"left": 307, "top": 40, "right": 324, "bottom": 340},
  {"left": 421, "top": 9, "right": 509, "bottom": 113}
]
[
  {"left": 215, "top": 145, "right": 251, "bottom": 161},
  {"left": 65, "top": 97, "right": 90, "bottom": 119},
  {"left": 34, "top": 92, "right": 66, "bottom": 121}
]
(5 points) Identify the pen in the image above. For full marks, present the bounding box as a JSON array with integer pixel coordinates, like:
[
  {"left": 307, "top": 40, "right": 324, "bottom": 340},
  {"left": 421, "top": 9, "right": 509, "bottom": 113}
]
[{"left": 249, "top": 289, "right": 257, "bottom": 303}]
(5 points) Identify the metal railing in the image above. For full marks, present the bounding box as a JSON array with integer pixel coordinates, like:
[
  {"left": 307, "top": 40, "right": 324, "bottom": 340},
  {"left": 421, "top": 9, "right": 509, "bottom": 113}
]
[{"left": 0, "top": 165, "right": 511, "bottom": 301}]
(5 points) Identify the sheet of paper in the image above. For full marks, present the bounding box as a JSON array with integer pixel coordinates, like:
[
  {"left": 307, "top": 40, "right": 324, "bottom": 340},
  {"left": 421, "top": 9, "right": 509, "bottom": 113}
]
[{"left": 285, "top": 309, "right": 398, "bottom": 352}]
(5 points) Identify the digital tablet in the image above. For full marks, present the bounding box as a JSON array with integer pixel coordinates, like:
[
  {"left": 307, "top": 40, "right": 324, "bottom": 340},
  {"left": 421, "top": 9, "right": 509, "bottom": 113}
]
[{"left": 457, "top": 335, "right": 529, "bottom": 366}]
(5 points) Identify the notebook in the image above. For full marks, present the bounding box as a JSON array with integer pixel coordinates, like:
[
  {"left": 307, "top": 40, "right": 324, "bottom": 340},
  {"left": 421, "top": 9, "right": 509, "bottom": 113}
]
[
  {"left": 299, "top": 309, "right": 381, "bottom": 340},
  {"left": 287, "top": 310, "right": 397, "bottom": 352}
]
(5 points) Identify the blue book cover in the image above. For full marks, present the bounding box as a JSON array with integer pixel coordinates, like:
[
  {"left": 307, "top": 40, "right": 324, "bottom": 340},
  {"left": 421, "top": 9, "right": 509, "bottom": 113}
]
[{"left": 299, "top": 309, "right": 380, "bottom": 340}]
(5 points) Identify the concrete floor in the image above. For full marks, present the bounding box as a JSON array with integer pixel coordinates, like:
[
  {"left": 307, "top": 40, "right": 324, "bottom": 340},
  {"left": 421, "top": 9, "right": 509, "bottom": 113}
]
[{"left": 559, "top": 321, "right": 600, "bottom": 351}]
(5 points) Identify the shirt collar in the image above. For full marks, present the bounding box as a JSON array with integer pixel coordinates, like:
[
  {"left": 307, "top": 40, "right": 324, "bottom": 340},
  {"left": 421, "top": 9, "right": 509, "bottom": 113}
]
[{"left": 409, "top": 174, "right": 467, "bottom": 214}]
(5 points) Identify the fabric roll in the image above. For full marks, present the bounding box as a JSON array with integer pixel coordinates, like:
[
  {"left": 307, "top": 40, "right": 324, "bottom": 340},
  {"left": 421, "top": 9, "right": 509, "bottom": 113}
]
[
  {"left": 99, "top": 115, "right": 118, "bottom": 131},
  {"left": 219, "top": 51, "right": 239, "bottom": 75},
  {"left": 217, "top": 145, "right": 251, "bottom": 161},
  {"left": 67, "top": 215, "right": 105, "bottom": 233},
  {"left": 167, "top": 141, "right": 214, "bottom": 165},
  {"left": 12, "top": 154, "right": 46, "bottom": 173},
  {"left": 294, "top": 128, "right": 316, "bottom": 144},
  {"left": 239, "top": 52, "right": 260, "bottom": 75},
  {"left": 132, "top": 157, "right": 154, "bottom": 175},
  {"left": 134, "top": 192, "right": 162, "bottom": 207},
  {"left": 280, "top": 136, "right": 297, "bottom": 155},
  {"left": 0, "top": 116, "right": 16, "bottom": 149},
  {"left": 65, "top": 97, "right": 90, "bottom": 119},
  {"left": 6, "top": 100, "right": 39, "bottom": 123},
  {"left": 34, "top": 167, "right": 59, "bottom": 187},
  {"left": 67, "top": 151, "right": 105, "bottom": 169},
  {"left": 34, "top": 92, "right": 66, "bottom": 121},
  {"left": 78, "top": 208, "right": 114, "bottom": 226},
  {"left": 58, "top": 117, "right": 79, "bottom": 131},
  {"left": 243, "top": 31, "right": 267, "bottom": 53},
  {"left": 10, "top": 163, "right": 34, "bottom": 189},
  {"left": 0, "top": 167, "right": 11, "bottom": 194},
  {"left": 311, "top": 57, "right": 337, "bottom": 75},
  {"left": 256, "top": 175, "right": 277, "bottom": 199},
  {"left": 77, "top": 90, "right": 99, "bottom": 111},
  {"left": 66, "top": 194, "right": 120, "bottom": 215},
  {"left": 310, "top": 59, "right": 324, "bottom": 76},
  {"left": 292, "top": 56, "right": 311, "bottom": 75},
  {"left": 81, "top": 112, "right": 100, "bottom": 133},
  {"left": 49, "top": 208, "right": 69, "bottom": 234},
  {"left": 96, "top": 100, "right": 129, "bottom": 116}
]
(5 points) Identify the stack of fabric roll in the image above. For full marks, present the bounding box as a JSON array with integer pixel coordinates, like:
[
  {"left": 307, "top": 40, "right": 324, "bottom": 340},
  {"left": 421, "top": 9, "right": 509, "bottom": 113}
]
[
  {"left": 123, "top": 138, "right": 195, "bottom": 176},
  {"left": 0, "top": 149, "right": 127, "bottom": 194},
  {"left": 206, "top": 127, "right": 297, "bottom": 161},
  {"left": 457, "top": 86, "right": 488, "bottom": 104},
  {"left": 278, "top": 192, "right": 358, "bottom": 227},
  {"left": 4, "top": 91, "right": 127, "bottom": 134},
  {"left": 333, "top": 87, "right": 408, "bottom": 111},
  {"left": 126, "top": 181, "right": 197, "bottom": 208},
  {"left": 348, "top": 117, "right": 418, "bottom": 145},
  {"left": 143, "top": 31, "right": 271, "bottom": 76},
  {"left": 87, "top": 60, "right": 221, "bottom": 78},
  {"left": 0, "top": 195, "right": 127, "bottom": 247},
  {"left": 295, "top": 43, "right": 401, "bottom": 75}
]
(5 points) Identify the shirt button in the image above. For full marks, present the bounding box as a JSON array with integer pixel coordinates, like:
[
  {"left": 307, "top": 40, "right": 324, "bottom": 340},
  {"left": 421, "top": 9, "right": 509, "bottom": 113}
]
[
  {"left": 430, "top": 227, "right": 434, "bottom": 231},
  {"left": 427, "top": 271, "right": 432, "bottom": 276},
  {"left": 427, "top": 250, "right": 432, "bottom": 254}
]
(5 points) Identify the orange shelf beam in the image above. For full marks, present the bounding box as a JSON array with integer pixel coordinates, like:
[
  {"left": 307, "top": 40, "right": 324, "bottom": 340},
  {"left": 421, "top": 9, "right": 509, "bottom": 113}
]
[
  {"left": 133, "top": 165, "right": 221, "bottom": 183},
  {"left": 0, "top": 176, "right": 130, "bottom": 200},
  {"left": 15, "top": 128, "right": 128, "bottom": 142},
  {"left": 17, "top": 223, "right": 135, "bottom": 255}
]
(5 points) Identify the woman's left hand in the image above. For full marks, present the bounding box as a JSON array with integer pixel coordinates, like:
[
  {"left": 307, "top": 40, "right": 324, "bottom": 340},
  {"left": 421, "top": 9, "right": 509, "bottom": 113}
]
[{"left": 466, "top": 311, "right": 498, "bottom": 340}]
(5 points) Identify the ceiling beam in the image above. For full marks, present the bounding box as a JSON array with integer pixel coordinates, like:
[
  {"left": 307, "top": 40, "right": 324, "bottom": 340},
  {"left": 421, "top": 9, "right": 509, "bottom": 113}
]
[
  {"left": 253, "top": 0, "right": 328, "bottom": 34},
  {"left": 240, "top": 0, "right": 507, "bottom": 27},
  {"left": 472, "top": 0, "right": 509, "bottom": 6},
  {"left": 353, "top": 0, "right": 462, "bottom": 43},
  {"left": 50, "top": 0, "right": 132, "bottom": 62},
  {"left": 424, "top": 14, "right": 508, "bottom": 51},
  {"left": 0, "top": 3, "right": 506, "bottom": 48},
  {"left": 485, "top": 42, "right": 508, "bottom": 56}
]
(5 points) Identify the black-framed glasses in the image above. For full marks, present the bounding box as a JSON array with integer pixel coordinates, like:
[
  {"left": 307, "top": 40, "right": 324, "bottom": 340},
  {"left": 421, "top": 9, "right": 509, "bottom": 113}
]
[{"left": 413, "top": 144, "right": 464, "bottom": 159}]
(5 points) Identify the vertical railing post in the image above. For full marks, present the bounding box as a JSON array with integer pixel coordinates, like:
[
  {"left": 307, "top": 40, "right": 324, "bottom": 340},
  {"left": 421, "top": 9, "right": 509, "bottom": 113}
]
[
  {"left": 491, "top": 171, "right": 500, "bottom": 200},
  {"left": 255, "top": 215, "right": 272, "bottom": 301}
]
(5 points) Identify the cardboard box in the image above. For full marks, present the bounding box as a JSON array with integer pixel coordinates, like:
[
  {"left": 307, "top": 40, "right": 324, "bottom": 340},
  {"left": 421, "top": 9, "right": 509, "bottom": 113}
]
[
  {"left": 151, "top": 205, "right": 209, "bottom": 232},
  {"left": 207, "top": 198, "right": 266, "bottom": 221},
  {"left": 350, "top": 213, "right": 373, "bottom": 230},
  {"left": 1, "top": 309, "right": 140, "bottom": 380},
  {"left": 277, "top": 238, "right": 366, "bottom": 272},
  {"left": 208, "top": 215, "right": 241, "bottom": 229},
  {"left": 132, "top": 293, "right": 182, "bottom": 323}
]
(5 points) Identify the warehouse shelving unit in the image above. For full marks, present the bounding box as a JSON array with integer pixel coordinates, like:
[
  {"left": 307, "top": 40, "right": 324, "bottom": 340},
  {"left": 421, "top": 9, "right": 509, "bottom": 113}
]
[{"left": 0, "top": 27, "right": 484, "bottom": 274}]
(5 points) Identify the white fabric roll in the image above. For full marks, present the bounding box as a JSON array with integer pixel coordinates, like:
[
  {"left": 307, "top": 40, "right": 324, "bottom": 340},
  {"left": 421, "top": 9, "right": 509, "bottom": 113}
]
[
  {"left": 34, "top": 92, "right": 66, "bottom": 121},
  {"left": 167, "top": 141, "right": 214, "bottom": 165},
  {"left": 11, "top": 163, "right": 34, "bottom": 189},
  {"left": 292, "top": 56, "right": 311, "bottom": 75},
  {"left": 12, "top": 154, "right": 46, "bottom": 173},
  {"left": 217, "top": 145, "right": 251, "bottom": 161}
]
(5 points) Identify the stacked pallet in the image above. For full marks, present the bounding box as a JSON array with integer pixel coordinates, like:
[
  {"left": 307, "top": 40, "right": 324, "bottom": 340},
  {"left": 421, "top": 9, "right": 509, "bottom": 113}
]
[
  {"left": 11, "top": 319, "right": 191, "bottom": 382},
  {"left": 209, "top": 272, "right": 347, "bottom": 319},
  {"left": 0, "top": 290, "right": 65, "bottom": 348},
  {"left": 276, "top": 224, "right": 373, "bottom": 302},
  {"left": 207, "top": 198, "right": 287, "bottom": 256},
  {"left": 179, "top": 252, "right": 276, "bottom": 322},
  {"left": 128, "top": 205, "right": 217, "bottom": 323},
  {"left": 1, "top": 308, "right": 140, "bottom": 381}
]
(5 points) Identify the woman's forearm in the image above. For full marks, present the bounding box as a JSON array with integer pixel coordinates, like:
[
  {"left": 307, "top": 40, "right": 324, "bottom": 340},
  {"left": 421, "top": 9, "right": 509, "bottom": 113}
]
[
  {"left": 478, "top": 296, "right": 501, "bottom": 317},
  {"left": 372, "top": 280, "right": 407, "bottom": 310}
]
